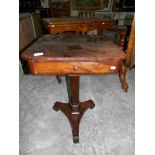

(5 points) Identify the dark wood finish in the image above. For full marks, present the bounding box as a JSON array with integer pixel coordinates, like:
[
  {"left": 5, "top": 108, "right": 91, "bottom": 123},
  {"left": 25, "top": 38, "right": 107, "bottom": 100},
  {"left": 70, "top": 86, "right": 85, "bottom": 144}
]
[
  {"left": 21, "top": 34, "right": 128, "bottom": 143},
  {"left": 53, "top": 75, "right": 95, "bottom": 143},
  {"left": 42, "top": 17, "right": 116, "bottom": 35}
]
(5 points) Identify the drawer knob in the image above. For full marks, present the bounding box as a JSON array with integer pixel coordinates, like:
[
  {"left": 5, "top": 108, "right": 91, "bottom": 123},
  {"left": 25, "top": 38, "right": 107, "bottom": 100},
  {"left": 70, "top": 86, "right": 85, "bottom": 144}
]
[{"left": 73, "top": 65, "right": 78, "bottom": 71}]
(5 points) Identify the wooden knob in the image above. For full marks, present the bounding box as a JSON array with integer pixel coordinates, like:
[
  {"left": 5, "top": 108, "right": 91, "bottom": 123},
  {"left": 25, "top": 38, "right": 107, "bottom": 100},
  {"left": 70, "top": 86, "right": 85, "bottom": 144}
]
[{"left": 73, "top": 66, "right": 78, "bottom": 71}]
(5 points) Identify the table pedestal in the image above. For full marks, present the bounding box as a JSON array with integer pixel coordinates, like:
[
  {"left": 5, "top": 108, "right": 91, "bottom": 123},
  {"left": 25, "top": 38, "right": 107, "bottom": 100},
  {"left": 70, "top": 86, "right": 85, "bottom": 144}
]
[{"left": 53, "top": 75, "right": 95, "bottom": 143}]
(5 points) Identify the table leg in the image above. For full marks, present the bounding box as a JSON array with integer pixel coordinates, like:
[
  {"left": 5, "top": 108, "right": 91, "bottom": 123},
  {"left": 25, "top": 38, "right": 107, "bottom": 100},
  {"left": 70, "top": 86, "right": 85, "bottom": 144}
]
[
  {"left": 53, "top": 75, "right": 95, "bottom": 143},
  {"left": 119, "top": 61, "right": 128, "bottom": 92},
  {"left": 119, "top": 31, "right": 127, "bottom": 51},
  {"left": 56, "top": 75, "right": 61, "bottom": 84}
]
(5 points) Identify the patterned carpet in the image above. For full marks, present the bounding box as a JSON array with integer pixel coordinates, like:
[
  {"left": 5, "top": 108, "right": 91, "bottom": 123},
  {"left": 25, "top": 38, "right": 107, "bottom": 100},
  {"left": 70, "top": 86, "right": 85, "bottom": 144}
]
[{"left": 19, "top": 69, "right": 135, "bottom": 155}]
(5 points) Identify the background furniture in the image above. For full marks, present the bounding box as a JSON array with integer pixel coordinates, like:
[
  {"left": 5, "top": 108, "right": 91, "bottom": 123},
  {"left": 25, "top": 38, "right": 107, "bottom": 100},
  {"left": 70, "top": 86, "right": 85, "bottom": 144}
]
[
  {"left": 42, "top": 17, "right": 116, "bottom": 35},
  {"left": 19, "top": 13, "right": 42, "bottom": 51},
  {"left": 49, "top": 0, "right": 70, "bottom": 17},
  {"left": 19, "top": 13, "right": 43, "bottom": 77}
]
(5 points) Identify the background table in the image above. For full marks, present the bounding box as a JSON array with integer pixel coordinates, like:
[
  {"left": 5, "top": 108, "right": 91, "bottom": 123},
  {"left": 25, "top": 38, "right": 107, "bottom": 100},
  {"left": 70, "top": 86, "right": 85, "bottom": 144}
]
[{"left": 42, "top": 17, "right": 116, "bottom": 35}]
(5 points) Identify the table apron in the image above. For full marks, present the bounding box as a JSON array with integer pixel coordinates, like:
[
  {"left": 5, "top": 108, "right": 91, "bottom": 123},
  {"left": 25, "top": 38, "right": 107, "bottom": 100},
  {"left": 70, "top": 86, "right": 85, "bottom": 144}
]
[
  {"left": 28, "top": 60, "right": 121, "bottom": 75},
  {"left": 48, "top": 22, "right": 114, "bottom": 34}
]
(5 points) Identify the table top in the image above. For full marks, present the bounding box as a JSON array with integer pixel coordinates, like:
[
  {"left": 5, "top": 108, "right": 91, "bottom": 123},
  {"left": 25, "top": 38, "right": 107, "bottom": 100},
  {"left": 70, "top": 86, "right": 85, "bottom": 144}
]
[
  {"left": 21, "top": 34, "right": 126, "bottom": 62},
  {"left": 42, "top": 17, "right": 116, "bottom": 25}
]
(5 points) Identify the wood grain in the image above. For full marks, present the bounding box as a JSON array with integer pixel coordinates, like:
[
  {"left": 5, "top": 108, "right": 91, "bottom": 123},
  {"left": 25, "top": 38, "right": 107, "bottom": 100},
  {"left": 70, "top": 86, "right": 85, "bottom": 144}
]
[
  {"left": 21, "top": 34, "right": 126, "bottom": 62},
  {"left": 30, "top": 61, "right": 119, "bottom": 75}
]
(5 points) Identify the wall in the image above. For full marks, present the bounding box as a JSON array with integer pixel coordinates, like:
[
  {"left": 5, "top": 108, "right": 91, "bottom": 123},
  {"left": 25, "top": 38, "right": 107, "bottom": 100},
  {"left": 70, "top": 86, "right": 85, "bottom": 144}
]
[
  {"left": 42, "top": 0, "right": 134, "bottom": 26},
  {"left": 70, "top": 0, "right": 134, "bottom": 26},
  {"left": 71, "top": 10, "right": 134, "bottom": 25},
  {"left": 40, "top": 0, "right": 69, "bottom": 8}
]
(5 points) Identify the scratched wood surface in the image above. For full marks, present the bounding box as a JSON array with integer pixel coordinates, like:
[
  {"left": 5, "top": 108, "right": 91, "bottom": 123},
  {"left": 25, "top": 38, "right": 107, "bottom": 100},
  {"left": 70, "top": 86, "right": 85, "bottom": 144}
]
[{"left": 21, "top": 34, "right": 126, "bottom": 62}]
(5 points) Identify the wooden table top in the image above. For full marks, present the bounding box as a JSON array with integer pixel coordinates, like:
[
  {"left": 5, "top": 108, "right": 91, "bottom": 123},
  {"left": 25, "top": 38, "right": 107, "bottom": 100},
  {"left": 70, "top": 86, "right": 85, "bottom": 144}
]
[{"left": 21, "top": 34, "right": 126, "bottom": 62}]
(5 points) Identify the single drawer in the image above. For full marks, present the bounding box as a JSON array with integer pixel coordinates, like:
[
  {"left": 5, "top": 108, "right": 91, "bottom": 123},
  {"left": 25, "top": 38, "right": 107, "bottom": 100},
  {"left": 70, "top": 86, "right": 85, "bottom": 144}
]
[{"left": 30, "top": 61, "right": 119, "bottom": 75}]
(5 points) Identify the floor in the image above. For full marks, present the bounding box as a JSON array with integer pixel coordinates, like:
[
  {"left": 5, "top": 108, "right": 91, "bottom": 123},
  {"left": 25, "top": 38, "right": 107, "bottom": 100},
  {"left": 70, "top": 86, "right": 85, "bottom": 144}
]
[{"left": 19, "top": 69, "right": 135, "bottom": 155}]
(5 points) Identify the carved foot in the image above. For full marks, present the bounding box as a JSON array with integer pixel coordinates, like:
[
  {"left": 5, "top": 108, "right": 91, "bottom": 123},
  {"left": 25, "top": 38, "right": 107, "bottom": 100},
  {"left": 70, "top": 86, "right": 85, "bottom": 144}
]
[
  {"left": 119, "top": 62, "right": 128, "bottom": 92},
  {"left": 53, "top": 102, "right": 63, "bottom": 111},
  {"left": 53, "top": 100, "right": 95, "bottom": 143},
  {"left": 121, "top": 81, "right": 128, "bottom": 92},
  {"left": 73, "top": 135, "right": 79, "bottom": 143},
  {"left": 79, "top": 100, "right": 95, "bottom": 117},
  {"left": 56, "top": 75, "right": 61, "bottom": 84}
]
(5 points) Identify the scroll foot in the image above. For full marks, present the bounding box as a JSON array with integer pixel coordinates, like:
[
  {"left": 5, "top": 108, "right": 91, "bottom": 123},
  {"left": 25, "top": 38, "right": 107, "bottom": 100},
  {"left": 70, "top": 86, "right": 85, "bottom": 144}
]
[
  {"left": 119, "top": 62, "right": 128, "bottom": 92},
  {"left": 53, "top": 100, "right": 95, "bottom": 143},
  {"left": 56, "top": 75, "right": 61, "bottom": 84}
]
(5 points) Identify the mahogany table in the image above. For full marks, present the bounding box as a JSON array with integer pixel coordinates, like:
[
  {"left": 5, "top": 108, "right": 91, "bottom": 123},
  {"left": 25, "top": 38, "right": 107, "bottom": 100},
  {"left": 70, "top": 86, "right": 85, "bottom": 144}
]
[
  {"left": 42, "top": 17, "right": 116, "bottom": 35},
  {"left": 42, "top": 17, "right": 127, "bottom": 51},
  {"left": 21, "top": 34, "right": 128, "bottom": 143}
]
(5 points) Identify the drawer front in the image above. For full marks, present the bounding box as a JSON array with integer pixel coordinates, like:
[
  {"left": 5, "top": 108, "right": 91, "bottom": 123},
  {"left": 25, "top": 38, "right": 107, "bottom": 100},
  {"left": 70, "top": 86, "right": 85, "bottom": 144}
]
[{"left": 31, "top": 61, "right": 119, "bottom": 75}]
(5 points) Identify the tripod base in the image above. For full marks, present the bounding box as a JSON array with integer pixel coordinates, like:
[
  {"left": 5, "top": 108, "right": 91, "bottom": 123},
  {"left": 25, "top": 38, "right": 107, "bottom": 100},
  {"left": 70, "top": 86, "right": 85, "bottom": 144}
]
[{"left": 53, "top": 100, "right": 95, "bottom": 143}]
